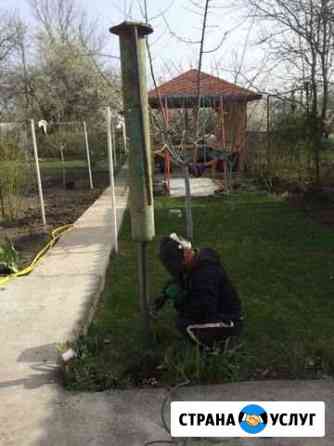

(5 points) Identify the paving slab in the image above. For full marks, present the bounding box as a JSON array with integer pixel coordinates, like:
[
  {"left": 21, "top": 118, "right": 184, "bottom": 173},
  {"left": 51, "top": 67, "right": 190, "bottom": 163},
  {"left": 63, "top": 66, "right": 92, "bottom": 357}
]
[{"left": 170, "top": 177, "right": 218, "bottom": 197}]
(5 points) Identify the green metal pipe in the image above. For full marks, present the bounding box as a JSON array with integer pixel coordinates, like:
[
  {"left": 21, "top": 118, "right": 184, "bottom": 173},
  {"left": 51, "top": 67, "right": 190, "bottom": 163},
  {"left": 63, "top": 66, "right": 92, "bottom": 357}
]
[
  {"left": 111, "top": 22, "right": 156, "bottom": 338},
  {"left": 137, "top": 241, "right": 150, "bottom": 336},
  {"left": 110, "top": 21, "right": 155, "bottom": 242}
]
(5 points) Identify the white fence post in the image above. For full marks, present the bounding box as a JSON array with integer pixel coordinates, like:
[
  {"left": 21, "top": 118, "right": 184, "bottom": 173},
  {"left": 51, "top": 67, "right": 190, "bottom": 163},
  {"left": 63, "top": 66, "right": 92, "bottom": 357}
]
[
  {"left": 83, "top": 121, "right": 94, "bottom": 189},
  {"left": 111, "top": 121, "right": 117, "bottom": 171},
  {"left": 30, "top": 119, "right": 46, "bottom": 226},
  {"left": 107, "top": 107, "right": 118, "bottom": 253},
  {"left": 59, "top": 143, "right": 66, "bottom": 189}
]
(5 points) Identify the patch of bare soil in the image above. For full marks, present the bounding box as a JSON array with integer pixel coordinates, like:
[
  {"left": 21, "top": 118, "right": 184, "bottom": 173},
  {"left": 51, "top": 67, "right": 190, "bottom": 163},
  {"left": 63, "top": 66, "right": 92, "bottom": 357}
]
[{"left": 0, "top": 186, "right": 104, "bottom": 268}]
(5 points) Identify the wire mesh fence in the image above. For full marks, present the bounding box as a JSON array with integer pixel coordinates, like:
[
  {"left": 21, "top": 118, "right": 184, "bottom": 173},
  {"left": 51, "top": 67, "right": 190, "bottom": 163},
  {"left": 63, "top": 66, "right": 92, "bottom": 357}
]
[
  {"left": 0, "top": 113, "right": 127, "bottom": 235},
  {"left": 244, "top": 130, "right": 268, "bottom": 175},
  {"left": 85, "top": 114, "right": 127, "bottom": 189},
  {"left": 244, "top": 97, "right": 334, "bottom": 184},
  {"left": 245, "top": 129, "right": 317, "bottom": 184},
  {"left": 0, "top": 121, "right": 40, "bottom": 226},
  {"left": 36, "top": 120, "right": 98, "bottom": 191}
]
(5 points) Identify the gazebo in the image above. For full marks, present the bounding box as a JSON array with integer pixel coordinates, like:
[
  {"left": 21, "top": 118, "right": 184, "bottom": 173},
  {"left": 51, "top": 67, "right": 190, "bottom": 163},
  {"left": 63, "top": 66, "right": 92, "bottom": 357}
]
[{"left": 149, "top": 69, "right": 262, "bottom": 157}]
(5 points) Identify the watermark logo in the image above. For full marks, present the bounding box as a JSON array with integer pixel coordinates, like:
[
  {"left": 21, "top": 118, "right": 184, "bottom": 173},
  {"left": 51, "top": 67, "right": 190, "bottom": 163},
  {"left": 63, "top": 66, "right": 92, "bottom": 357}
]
[
  {"left": 239, "top": 404, "right": 268, "bottom": 434},
  {"left": 171, "top": 401, "right": 325, "bottom": 437}
]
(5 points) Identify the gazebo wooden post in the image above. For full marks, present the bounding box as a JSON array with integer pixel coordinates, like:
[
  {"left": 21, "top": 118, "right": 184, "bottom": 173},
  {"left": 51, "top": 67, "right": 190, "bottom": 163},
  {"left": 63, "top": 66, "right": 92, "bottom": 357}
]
[
  {"left": 218, "top": 96, "right": 229, "bottom": 192},
  {"left": 224, "top": 102, "right": 230, "bottom": 190},
  {"left": 218, "top": 95, "right": 226, "bottom": 147},
  {"left": 238, "top": 101, "right": 248, "bottom": 173}
]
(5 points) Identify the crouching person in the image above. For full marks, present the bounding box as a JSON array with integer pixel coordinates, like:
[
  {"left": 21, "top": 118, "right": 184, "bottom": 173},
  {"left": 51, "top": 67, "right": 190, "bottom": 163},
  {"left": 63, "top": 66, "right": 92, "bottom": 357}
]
[{"left": 152, "top": 233, "right": 243, "bottom": 349}]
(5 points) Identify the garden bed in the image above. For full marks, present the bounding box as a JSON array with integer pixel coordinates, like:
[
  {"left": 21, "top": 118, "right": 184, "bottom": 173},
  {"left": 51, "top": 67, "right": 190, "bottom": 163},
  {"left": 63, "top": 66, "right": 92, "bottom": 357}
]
[
  {"left": 62, "top": 191, "right": 334, "bottom": 391},
  {"left": 0, "top": 164, "right": 110, "bottom": 269}
]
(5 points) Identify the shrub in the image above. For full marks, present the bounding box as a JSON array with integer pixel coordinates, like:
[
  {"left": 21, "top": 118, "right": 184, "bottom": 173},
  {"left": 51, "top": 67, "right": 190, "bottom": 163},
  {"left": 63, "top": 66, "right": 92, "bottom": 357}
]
[{"left": 0, "top": 139, "right": 29, "bottom": 221}]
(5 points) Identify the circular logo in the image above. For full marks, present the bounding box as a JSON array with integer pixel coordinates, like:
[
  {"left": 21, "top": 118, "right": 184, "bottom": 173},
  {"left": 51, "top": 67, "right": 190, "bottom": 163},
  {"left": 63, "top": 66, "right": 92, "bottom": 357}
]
[{"left": 239, "top": 404, "right": 268, "bottom": 434}]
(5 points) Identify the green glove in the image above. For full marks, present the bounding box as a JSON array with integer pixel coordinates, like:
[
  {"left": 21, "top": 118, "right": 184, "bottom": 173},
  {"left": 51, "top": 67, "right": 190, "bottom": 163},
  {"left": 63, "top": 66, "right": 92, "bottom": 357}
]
[{"left": 163, "top": 282, "right": 187, "bottom": 307}]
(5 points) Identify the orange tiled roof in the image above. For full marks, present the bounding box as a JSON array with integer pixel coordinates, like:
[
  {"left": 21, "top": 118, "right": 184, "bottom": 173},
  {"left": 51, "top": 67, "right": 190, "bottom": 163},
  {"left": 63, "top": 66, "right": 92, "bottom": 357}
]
[{"left": 148, "top": 69, "right": 261, "bottom": 102}]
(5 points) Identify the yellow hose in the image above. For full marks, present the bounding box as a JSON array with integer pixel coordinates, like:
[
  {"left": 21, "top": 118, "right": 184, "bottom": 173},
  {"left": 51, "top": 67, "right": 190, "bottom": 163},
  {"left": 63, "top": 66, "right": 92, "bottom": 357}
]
[{"left": 0, "top": 224, "right": 73, "bottom": 287}]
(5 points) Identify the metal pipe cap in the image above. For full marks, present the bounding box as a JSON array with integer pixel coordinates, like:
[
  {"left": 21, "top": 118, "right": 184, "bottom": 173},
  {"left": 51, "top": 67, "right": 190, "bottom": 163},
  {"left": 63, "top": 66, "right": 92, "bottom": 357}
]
[{"left": 110, "top": 21, "right": 153, "bottom": 37}]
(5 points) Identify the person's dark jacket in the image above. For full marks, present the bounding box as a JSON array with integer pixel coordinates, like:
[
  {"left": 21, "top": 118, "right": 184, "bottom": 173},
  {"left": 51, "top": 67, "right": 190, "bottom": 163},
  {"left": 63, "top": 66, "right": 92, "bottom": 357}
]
[{"left": 176, "top": 248, "right": 242, "bottom": 323}]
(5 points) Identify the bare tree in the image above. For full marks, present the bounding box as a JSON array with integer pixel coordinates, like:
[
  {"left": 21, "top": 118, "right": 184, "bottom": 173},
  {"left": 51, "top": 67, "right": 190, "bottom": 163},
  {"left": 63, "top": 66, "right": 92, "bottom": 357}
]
[
  {"left": 28, "top": 0, "right": 77, "bottom": 42},
  {"left": 21, "top": 0, "right": 121, "bottom": 122},
  {"left": 0, "top": 12, "right": 26, "bottom": 118},
  {"left": 0, "top": 12, "right": 21, "bottom": 64},
  {"left": 245, "top": 0, "right": 334, "bottom": 183},
  {"left": 194, "top": 0, "right": 211, "bottom": 141},
  {"left": 139, "top": 0, "right": 233, "bottom": 239}
]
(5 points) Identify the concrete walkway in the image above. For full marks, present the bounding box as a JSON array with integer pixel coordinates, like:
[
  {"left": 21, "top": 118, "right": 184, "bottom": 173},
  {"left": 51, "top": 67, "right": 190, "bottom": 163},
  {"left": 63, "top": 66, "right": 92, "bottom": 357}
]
[
  {"left": 1, "top": 167, "right": 333, "bottom": 446},
  {"left": 0, "top": 169, "right": 129, "bottom": 446}
]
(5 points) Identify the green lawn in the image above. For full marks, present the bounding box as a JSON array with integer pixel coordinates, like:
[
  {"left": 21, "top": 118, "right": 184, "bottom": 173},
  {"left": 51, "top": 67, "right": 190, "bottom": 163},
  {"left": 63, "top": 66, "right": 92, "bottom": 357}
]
[
  {"left": 39, "top": 159, "right": 88, "bottom": 172},
  {"left": 63, "top": 192, "right": 334, "bottom": 391},
  {"left": 39, "top": 159, "right": 113, "bottom": 176},
  {"left": 0, "top": 159, "right": 89, "bottom": 171}
]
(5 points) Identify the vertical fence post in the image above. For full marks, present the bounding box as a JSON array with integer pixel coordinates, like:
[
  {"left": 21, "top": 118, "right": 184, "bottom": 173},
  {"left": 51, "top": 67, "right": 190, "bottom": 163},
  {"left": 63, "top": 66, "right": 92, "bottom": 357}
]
[
  {"left": 111, "top": 120, "right": 117, "bottom": 172},
  {"left": 107, "top": 107, "right": 119, "bottom": 254},
  {"left": 59, "top": 144, "right": 66, "bottom": 189},
  {"left": 83, "top": 121, "right": 94, "bottom": 189},
  {"left": 30, "top": 119, "right": 46, "bottom": 226},
  {"left": 266, "top": 94, "right": 271, "bottom": 174}
]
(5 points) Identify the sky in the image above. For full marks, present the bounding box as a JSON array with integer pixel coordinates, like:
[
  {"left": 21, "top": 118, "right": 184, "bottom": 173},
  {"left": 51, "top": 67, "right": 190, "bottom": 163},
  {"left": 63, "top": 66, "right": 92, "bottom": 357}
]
[{"left": 0, "top": 0, "right": 276, "bottom": 92}]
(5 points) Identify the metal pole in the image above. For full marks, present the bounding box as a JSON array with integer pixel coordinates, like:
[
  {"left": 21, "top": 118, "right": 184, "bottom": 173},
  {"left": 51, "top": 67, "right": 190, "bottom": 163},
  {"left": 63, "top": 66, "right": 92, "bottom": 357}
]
[
  {"left": 83, "top": 121, "right": 94, "bottom": 189},
  {"left": 122, "top": 121, "right": 127, "bottom": 154},
  {"left": 267, "top": 95, "right": 271, "bottom": 173},
  {"left": 30, "top": 119, "right": 46, "bottom": 226},
  {"left": 183, "top": 165, "right": 193, "bottom": 240},
  {"left": 137, "top": 241, "right": 150, "bottom": 335},
  {"left": 107, "top": 106, "right": 119, "bottom": 254},
  {"left": 111, "top": 22, "right": 155, "bottom": 337},
  {"left": 111, "top": 121, "right": 117, "bottom": 172},
  {"left": 59, "top": 144, "right": 66, "bottom": 189}
]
